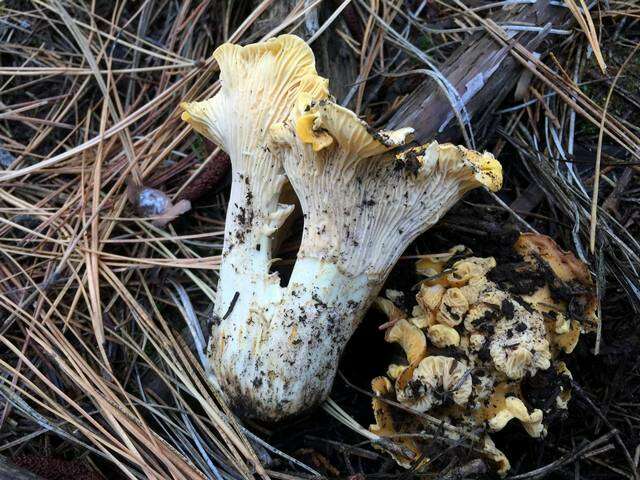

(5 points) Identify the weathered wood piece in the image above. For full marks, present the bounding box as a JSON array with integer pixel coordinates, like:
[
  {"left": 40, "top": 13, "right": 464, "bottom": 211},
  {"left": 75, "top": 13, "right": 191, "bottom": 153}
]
[{"left": 387, "top": 0, "right": 573, "bottom": 144}]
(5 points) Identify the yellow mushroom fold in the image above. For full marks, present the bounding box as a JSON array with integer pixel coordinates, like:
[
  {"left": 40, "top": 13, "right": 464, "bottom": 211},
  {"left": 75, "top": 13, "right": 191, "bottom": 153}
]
[
  {"left": 385, "top": 319, "right": 427, "bottom": 365},
  {"left": 446, "top": 257, "right": 496, "bottom": 287},
  {"left": 488, "top": 396, "right": 545, "bottom": 437},
  {"left": 437, "top": 287, "right": 469, "bottom": 326},
  {"left": 426, "top": 324, "right": 460, "bottom": 347},
  {"left": 417, "top": 284, "right": 446, "bottom": 312}
]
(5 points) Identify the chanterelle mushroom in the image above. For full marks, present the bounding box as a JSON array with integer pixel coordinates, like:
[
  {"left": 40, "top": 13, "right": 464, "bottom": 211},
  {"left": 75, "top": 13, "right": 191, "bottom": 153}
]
[
  {"left": 370, "top": 234, "right": 596, "bottom": 474},
  {"left": 398, "top": 356, "right": 473, "bottom": 412},
  {"left": 181, "top": 35, "right": 502, "bottom": 420}
]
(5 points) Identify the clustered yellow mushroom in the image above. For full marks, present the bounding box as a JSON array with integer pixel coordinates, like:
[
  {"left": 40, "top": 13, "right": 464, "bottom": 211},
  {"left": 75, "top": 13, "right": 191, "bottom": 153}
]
[{"left": 369, "top": 233, "right": 596, "bottom": 474}]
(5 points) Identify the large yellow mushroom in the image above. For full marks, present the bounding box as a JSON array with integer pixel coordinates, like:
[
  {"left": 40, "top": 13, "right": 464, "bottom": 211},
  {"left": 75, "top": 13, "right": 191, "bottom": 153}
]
[{"left": 181, "top": 35, "right": 502, "bottom": 421}]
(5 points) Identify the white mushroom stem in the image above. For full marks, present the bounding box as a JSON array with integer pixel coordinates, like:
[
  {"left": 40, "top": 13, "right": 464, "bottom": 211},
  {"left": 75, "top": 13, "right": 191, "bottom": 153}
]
[
  {"left": 182, "top": 35, "right": 502, "bottom": 420},
  {"left": 214, "top": 168, "right": 292, "bottom": 325},
  {"left": 212, "top": 258, "right": 373, "bottom": 418}
]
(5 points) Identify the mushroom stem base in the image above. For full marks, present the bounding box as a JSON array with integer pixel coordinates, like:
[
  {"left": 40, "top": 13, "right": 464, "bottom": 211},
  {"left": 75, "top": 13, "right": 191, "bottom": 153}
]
[{"left": 209, "top": 257, "right": 380, "bottom": 421}]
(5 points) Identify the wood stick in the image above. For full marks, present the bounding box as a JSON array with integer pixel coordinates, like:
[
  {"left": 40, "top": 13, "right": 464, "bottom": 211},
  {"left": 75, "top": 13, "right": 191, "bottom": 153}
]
[{"left": 387, "top": 0, "right": 573, "bottom": 144}]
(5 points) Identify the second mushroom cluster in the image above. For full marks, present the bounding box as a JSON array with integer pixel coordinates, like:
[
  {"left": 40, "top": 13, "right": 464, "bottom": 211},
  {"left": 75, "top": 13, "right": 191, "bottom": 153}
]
[{"left": 370, "top": 233, "right": 597, "bottom": 474}]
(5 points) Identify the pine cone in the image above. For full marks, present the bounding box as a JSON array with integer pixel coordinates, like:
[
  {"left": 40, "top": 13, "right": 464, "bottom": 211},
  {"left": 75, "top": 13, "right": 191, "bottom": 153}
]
[{"left": 177, "top": 151, "right": 230, "bottom": 202}]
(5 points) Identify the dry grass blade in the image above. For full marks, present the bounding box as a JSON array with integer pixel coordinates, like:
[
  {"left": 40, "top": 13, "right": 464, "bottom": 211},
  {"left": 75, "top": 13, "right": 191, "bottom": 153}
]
[
  {"left": 565, "top": 0, "right": 607, "bottom": 73},
  {"left": 0, "top": 0, "right": 289, "bottom": 477},
  {"left": 589, "top": 41, "right": 640, "bottom": 253}
]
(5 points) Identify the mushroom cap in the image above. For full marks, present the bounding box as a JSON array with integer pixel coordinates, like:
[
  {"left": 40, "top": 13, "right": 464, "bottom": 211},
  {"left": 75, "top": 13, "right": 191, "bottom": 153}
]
[
  {"left": 181, "top": 35, "right": 328, "bottom": 155},
  {"left": 396, "top": 142, "right": 502, "bottom": 193},
  {"left": 436, "top": 287, "right": 469, "bottom": 327},
  {"left": 515, "top": 233, "right": 598, "bottom": 332},
  {"left": 459, "top": 276, "right": 490, "bottom": 306},
  {"left": 488, "top": 395, "right": 545, "bottom": 438},
  {"left": 454, "top": 146, "right": 503, "bottom": 192},
  {"left": 427, "top": 324, "right": 460, "bottom": 348},
  {"left": 480, "top": 383, "right": 545, "bottom": 437},
  {"left": 370, "top": 376, "right": 397, "bottom": 439},
  {"left": 446, "top": 257, "right": 496, "bottom": 287},
  {"left": 515, "top": 233, "right": 592, "bottom": 285},
  {"left": 370, "top": 376, "right": 421, "bottom": 468},
  {"left": 416, "top": 283, "right": 445, "bottom": 313},
  {"left": 409, "top": 315, "right": 432, "bottom": 330},
  {"left": 398, "top": 356, "right": 472, "bottom": 412},
  {"left": 384, "top": 319, "right": 427, "bottom": 365},
  {"left": 415, "top": 245, "right": 467, "bottom": 278},
  {"left": 288, "top": 98, "right": 415, "bottom": 157},
  {"left": 271, "top": 95, "right": 415, "bottom": 160},
  {"left": 487, "top": 296, "right": 552, "bottom": 380}
]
